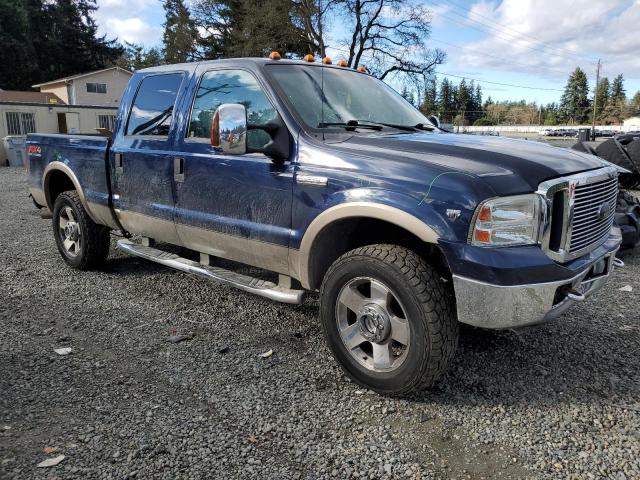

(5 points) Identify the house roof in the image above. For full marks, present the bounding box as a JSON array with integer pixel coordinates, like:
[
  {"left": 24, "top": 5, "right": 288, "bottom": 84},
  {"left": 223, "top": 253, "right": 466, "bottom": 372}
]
[
  {"left": 0, "top": 90, "right": 65, "bottom": 104},
  {"left": 32, "top": 66, "right": 133, "bottom": 88}
]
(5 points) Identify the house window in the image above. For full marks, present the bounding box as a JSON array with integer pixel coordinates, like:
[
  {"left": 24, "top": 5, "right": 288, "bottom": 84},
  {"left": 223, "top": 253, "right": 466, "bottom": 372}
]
[
  {"left": 97, "top": 114, "right": 116, "bottom": 131},
  {"left": 87, "top": 83, "right": 107, "bottom": 94},
  {"left": 6, "top": 112, "right": 36, "bottom": 135}
]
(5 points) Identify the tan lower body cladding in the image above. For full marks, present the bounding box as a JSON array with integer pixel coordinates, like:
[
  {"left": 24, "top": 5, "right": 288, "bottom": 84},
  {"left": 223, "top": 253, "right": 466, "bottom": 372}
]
[{"left": 115, "top": 209, "right": 293, "bottom": 276}]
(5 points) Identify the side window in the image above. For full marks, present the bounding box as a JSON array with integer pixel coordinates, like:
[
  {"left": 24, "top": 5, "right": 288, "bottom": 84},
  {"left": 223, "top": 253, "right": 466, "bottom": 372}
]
[
  {"left": 188, "top": 69, "right": 277, "bottom": 149},
  {"left": 126, "top": 73, "right": 183, "bottom": 136}
]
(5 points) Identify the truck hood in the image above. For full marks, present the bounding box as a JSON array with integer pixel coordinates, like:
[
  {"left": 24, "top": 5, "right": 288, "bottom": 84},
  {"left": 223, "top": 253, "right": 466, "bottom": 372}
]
[{"left": 329, "top": 132, "right": 610, "bottom": 195}]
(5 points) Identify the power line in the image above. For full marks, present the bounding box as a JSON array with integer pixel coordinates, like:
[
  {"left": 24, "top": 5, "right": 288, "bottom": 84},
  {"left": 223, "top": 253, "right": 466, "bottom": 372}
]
[
  {"left": 327, "top": 46, "right": 565, "bottom": 93},
  {"left": 433, "top": 71, "right": 565, "bottom": 91},
  {"left": 426, "top": 1, "right": 597, "bottom": 64},
  {"left": 443, "top": 0, "right": 596, "bottom": 61},
  {"left": 430, "top": 37, "right": 571, "bottom": 77}
]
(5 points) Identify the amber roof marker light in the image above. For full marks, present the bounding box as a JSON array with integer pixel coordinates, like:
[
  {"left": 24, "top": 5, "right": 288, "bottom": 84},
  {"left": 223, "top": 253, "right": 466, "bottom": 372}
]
[
  {"left": 337, "top": 59, "right": 348, "bottom": 67},
  {"left": 303, "top": 54, "right": 315, "bottom": 62},
  {"left": 322, "top": 57, "right": 332, "bottom": 64},
  {"left": 269, "top": 51, "right": 282, "bottom": 60},
  {"left": 356, "top": 65, "right": 367, "bottom": 73}
]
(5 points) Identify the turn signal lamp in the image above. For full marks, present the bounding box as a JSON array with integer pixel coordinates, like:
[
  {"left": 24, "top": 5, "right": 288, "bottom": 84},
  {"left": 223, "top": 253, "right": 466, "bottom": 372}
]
[
  {"left": 269, "top": 51, "right": 281, "bottom": 60},
  {"left": 337, "top": 59, "right": 348, "bottom": 67},
  {"left": 356, "top": 65, "right": 367, "bottom": 73},
  {"left": 322, "top": 56, "right": 332, "bottom": 64},
  {"left": 303, "top": 54, "right": 315, "bottom": 62}
]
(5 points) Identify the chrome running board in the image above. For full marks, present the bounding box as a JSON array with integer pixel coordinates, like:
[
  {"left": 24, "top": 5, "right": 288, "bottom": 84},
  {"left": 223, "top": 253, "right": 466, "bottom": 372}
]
[{"left": 116, "top": 239, "right": 306, "bottom": 304}]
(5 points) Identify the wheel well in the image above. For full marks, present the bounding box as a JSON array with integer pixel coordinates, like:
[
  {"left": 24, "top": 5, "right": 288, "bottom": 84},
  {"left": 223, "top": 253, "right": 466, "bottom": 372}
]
[
  {"left": 45, "top": 170, "right": 75, "bottom": 209},
  {"left": 306, "top": 217, "right": 450, "bottom": 290}
]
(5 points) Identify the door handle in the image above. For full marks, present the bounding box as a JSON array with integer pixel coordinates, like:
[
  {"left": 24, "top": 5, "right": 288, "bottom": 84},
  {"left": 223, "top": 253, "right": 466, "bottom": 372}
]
[
  {"left": 174, "top": 157, "right": 185, "bottom": 182},
  {"left": 115, "top": 153, "right": 123, "bottom": 175},
  {"left": 296, "top": 174, "right": 328, "bottom": 186}
]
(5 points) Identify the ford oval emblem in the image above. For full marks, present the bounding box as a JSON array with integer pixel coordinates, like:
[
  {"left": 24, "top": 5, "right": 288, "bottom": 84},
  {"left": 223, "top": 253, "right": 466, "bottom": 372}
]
[{"left": 597, "top": 201, "right": 612, "bottom": 220}]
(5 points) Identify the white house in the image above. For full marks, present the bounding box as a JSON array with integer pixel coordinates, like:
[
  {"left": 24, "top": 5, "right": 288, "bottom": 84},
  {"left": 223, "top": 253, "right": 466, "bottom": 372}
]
[
  {"left": 32, "top": 67, "right": 132, "bottom": 107},
  {"left": 624, "top": 116, "right": 640, "bottom": 127},
  {"left": 0, "top": 90, "right": 118, "bottom": 164}
]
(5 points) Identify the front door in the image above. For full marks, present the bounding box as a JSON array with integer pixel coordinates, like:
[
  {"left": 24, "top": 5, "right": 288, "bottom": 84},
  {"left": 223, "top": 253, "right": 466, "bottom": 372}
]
[
  {"left": 110, "top": 72, "right": 185, "bottom": 244},
  {"left": 173, "top": 68, "right": 294, "bottom": 274}
]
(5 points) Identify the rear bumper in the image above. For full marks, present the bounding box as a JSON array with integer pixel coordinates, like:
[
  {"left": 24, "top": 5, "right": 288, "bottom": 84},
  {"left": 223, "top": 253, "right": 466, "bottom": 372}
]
[{"left": 451, "top": 228, "right": 622, "bottom": 329}]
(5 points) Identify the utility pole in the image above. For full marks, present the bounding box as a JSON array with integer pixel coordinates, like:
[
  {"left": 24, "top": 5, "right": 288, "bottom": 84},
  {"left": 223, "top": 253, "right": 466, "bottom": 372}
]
[
  {"left": 592, "top": 59, "right": 601, "bottom": 141},
  {"left": 538, "top": 106, "right": 542, "bottom": 126}
]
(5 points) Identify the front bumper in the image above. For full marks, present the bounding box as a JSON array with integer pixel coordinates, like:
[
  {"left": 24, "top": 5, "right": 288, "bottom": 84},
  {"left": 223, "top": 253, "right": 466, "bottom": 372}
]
[{"left": 452, "top": 229, "right": 622, "bottom": 329}]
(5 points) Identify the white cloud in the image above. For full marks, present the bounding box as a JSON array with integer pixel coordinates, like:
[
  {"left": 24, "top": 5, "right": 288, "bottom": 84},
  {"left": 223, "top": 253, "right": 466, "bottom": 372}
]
[
  {"left": 453, "top": 0, "right": 640, "bottom": 80},
  {"left": 94, "top": 0, "right": 162, "bottom": 46},
  {"left": 101, "top": 17, "right": 162, "bottom": 44}
]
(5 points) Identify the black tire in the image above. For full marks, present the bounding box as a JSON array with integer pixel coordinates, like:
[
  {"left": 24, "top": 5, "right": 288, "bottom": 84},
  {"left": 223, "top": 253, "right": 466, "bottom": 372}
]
[
  {"left": 52, "top": 190, "right": 110, "bottom": 270},
  {"left": 320, "top": 244, "right": 458, "bottom": 395},
  {"left": 616, "top": 191, "right": 640, "bottom": 249}
]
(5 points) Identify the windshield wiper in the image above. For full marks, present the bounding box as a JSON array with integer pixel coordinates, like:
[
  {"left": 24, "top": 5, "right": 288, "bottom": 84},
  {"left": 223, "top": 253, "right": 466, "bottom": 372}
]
[
  {"left": 317, "top": 120, "right": 383, "bottom": 131},
  {"left": 353, "top": 120, "right": 435, "bottom": 132}
]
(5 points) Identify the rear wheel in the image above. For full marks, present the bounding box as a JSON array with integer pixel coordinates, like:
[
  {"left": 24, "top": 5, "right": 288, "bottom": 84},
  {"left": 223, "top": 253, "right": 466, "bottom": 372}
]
[
  {"left": 320, "top": 244, "right": 458, "bottom": 395},
  {"left": 52, "top": 191, "right": 110, "bottom": 270}
]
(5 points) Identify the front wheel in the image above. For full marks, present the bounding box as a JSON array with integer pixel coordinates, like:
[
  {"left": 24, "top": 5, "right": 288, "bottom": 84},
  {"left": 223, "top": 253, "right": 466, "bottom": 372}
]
[
  {"left": 52, "top": 191, "right": 110, "bottom": 270},
  {"left": 320, "top": 244, "right": 458, "bottom": 395}
]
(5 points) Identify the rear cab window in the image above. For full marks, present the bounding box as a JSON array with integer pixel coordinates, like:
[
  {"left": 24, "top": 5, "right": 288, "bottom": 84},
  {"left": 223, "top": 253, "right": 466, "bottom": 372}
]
[{"left": 126, "top": 73, "right": 184, "bottom": 137}]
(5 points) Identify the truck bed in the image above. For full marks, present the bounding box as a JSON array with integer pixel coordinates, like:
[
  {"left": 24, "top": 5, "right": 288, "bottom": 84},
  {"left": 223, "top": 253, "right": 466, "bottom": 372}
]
[{"left": 27, "top": 133, "right": 114, "bottom": 226}]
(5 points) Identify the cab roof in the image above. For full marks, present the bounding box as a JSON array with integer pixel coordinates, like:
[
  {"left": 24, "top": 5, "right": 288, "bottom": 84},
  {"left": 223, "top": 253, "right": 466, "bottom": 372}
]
[{"left": 136, "top": 57, "right": 365, "bottom": 74}]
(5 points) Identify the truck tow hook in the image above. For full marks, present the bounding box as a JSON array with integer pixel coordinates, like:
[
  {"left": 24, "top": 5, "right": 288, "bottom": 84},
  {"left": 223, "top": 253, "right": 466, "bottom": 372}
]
[
  {"left": 565, "top": 288, "right": 586, "bottom": 302},
  {"left": 613, "top": 257, "right": 625, "bottom": 268}
]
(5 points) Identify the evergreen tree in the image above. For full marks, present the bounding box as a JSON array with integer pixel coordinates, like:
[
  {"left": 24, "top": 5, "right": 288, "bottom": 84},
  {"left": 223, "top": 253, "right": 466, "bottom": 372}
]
[
  {"left": 0, "top": 0, "right": 122, "bottom": 90},
  {"left": 630, "top": 91, "right": 640, "bottom": 117},
  {"left": 610, "top": 74, "right": 626, "bottom": 101},
  {"left": 419, "top": 78, "right": 437, "bottom": 115},
  {"left": 559, "top": 67, "right": 590, "bottom": 124},
  {"left": 163, "top": 0, "right": 198, "bottom": 63},
  {"left": 474, "top": 84, "right": 482, "bottom": 110},
  {"left": 455, "top": 79, "right": 471, "bottom": 125},
  {"left": 400, "top": 86, "right": 415, "bottom": 106},
  {"left": 542, "top": 102, "right": 559, "bottom": 125},
  {"left": 0, "top": 0, "right": 36, "bottom": 89},
  {"left": 437, "top": 78, "right": 455, "bottom": 123},
  {"left": 117, "top": 42, "right": 165, "bottom": 71},
  {"left": 593, "top": 77, "right": 610, "bottom": 122},
  {"left": 195, "top": 0, "right": 308, "bottom": 59},
  {"left": 600, "top": 74, "right": 627, "bottom": 124}
]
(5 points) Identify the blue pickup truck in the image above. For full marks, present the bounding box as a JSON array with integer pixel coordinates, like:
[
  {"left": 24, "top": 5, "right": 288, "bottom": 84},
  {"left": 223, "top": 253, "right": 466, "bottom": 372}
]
[{"left": 27, "top": 57, "right": 623, "bottom": 395}]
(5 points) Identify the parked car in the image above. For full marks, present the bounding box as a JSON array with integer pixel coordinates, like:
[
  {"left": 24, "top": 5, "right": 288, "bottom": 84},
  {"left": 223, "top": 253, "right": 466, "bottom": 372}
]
[{"left": 27, "top": 57, "right": 623, "bottom": 395}]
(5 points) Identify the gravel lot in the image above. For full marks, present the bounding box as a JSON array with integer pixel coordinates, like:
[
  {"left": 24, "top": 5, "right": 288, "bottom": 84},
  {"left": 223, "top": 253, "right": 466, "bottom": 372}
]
[{"left": 1, "top": 166, "right": 639, "bottom": 480}]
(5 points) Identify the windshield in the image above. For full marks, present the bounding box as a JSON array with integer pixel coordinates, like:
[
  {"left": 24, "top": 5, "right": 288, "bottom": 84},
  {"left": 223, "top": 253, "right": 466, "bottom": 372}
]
[{"left": 266, "top": 64, "right": 432, "bottom": 131}]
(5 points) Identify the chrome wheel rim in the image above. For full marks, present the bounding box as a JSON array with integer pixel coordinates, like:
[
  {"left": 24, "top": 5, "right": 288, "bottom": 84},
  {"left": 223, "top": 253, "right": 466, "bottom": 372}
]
[
  {"left": 335, "top": 277, "right": 410, "bottom": 372},
  {"left": 58, "top": 206, "right": 81, "bottom": 257}
]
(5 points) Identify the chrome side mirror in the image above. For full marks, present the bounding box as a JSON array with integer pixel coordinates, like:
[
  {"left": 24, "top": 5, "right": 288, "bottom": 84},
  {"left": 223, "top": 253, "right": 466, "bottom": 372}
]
[
  {"left": 210, "top": 103, "right": 247, "bottom": 155},
  {"left": 427, "top": 115, "right": 441, "bottom": 129}
]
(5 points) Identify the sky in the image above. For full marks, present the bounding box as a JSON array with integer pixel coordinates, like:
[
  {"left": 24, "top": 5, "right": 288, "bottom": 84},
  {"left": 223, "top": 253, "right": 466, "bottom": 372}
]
[{"left": 93, "top": 0, "right": 640, "bottom": 105}]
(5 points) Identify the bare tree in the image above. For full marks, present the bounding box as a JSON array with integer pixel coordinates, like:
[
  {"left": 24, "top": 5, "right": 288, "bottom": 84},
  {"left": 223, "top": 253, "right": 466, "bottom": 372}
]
[
  {"left": 342, "top": 0, "right": 445, "bottom": 79},
  {"left": 292, "top": 0, "right": 340, "bottom": 57},
  {"left": 295, "top": 0, "right": 444, "bottom": 92}
]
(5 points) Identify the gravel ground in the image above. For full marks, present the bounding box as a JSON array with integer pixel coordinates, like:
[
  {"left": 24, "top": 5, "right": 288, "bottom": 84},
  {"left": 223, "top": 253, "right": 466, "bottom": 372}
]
[{"left": 1, "top": 166, "right": 639, "bottom": 480}]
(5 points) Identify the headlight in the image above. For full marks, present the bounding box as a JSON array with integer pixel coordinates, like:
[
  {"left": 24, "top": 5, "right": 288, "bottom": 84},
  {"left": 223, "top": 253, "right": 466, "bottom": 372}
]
[{"left": 470, "top": 194, "right": 544, "bottom": 246}]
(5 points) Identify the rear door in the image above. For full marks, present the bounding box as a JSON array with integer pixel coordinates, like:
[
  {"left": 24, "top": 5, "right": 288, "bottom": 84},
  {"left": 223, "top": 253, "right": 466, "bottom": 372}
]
[
  {"left": 110, "top": 72, "right": 185, "bottom": 244},
  {"left": 171, "top": 67, "right": 294, "bottom": 274}
]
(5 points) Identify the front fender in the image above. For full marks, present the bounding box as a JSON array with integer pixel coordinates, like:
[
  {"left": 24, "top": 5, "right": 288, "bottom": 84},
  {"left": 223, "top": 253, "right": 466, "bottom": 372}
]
[{"left": 294, "top": 189, "right": 457, "bottom": 289}]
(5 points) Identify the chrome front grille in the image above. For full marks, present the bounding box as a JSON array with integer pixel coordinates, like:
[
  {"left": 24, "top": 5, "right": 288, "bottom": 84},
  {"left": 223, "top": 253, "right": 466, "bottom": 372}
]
[
  {"left": 538, "top": 166, "right": 618, "bottom": 262},
  {"left": 569, "top": 176, "right": 617, "bottom": 254}
]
